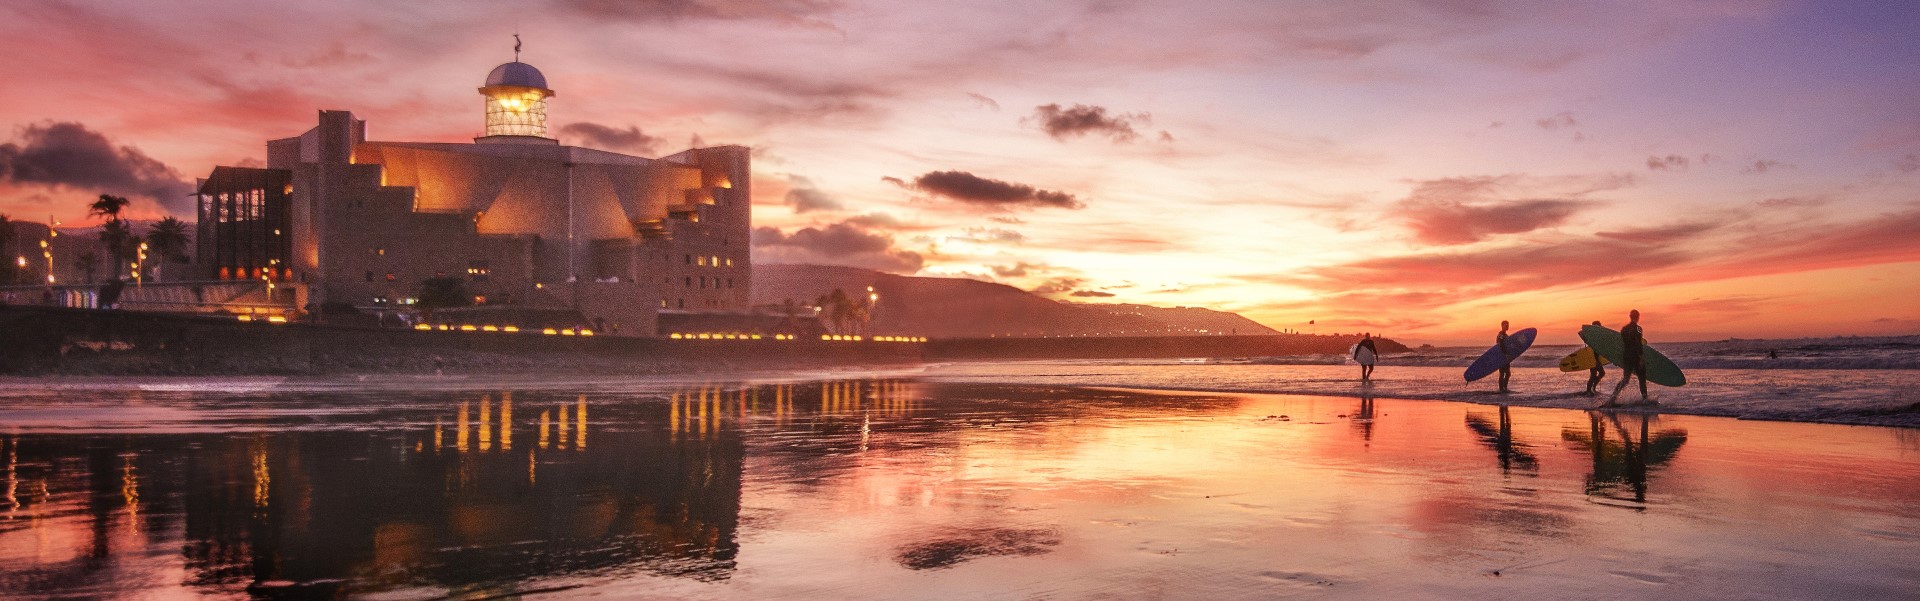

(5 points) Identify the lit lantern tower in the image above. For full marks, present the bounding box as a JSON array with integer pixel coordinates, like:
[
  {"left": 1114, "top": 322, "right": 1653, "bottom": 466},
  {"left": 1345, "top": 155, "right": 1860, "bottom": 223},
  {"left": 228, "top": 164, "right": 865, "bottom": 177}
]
[{"left": 477, "top": 37, "right": 555, "bottom": 143}]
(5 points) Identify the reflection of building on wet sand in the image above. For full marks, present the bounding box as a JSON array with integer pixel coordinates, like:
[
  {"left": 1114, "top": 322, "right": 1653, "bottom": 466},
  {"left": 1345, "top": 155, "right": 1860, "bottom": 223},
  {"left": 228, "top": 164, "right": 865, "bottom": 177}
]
[{"left": 0, "top": 392, "right": 748, "bottom": 598}]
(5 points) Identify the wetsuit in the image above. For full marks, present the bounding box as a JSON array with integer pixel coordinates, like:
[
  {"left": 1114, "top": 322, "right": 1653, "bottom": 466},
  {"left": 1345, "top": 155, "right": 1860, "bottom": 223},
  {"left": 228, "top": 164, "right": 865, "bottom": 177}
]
[
  {"left": 1496, "top": 330, "right": 1512, "bottom": 392},
  {"left": 1613, "top": 322, "right": 1649, "bottom": 400}
]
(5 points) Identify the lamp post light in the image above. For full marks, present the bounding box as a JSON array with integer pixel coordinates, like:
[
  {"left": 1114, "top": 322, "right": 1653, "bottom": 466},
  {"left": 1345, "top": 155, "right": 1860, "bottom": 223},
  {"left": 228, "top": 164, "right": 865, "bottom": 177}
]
[{"left": 134, "top": 242, "right": 148, "bottom": 288}]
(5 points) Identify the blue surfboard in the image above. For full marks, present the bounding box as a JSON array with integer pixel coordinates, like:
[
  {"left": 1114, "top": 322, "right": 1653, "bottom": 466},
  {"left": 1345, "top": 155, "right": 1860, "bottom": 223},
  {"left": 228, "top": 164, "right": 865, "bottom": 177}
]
[{"left": 1464, "top": 328, "right": 1536, "bottom": 382}]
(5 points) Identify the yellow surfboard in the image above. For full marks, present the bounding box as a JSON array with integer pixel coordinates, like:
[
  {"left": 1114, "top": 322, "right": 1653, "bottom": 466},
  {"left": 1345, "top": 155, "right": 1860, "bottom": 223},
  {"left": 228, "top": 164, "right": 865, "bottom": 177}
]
[{"left": 1558, "top": 347, "right": 1611, "bottom": 372}]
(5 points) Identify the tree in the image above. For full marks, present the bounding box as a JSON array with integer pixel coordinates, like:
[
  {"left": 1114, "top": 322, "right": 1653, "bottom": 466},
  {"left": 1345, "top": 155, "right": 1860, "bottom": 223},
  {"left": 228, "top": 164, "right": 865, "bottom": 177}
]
[
  {"left": 74, "top": 252, "right": 99, "bottom": 285},
  {"left": 814, "top": 288, "right": 854, "bottom": 334},
  {"left": 90, "top": 195, "right": 133, "bottom": 279},
  {"left": 147, "top": 216, "right": 190, "bottom": 263}
]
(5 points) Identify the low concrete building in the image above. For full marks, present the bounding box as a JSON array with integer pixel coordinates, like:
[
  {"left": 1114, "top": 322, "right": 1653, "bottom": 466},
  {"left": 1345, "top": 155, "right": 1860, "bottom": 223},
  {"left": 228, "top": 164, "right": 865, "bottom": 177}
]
[{"left": 195, "top": 57, "right": 750, "bottom": 336}]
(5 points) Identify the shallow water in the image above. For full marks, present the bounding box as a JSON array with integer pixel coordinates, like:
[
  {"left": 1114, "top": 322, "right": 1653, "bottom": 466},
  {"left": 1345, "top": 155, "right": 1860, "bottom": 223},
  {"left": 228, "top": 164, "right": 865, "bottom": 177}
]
[{"left": 2, "top": 379, "right": 1917, "bottom": 599}]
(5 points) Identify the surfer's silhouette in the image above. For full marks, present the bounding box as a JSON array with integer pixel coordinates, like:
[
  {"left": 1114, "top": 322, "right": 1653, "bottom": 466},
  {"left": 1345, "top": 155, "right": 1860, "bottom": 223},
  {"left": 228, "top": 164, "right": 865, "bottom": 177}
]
[
  {"left": 1355, "top": 332, "right": 1378, "bottom": 383},
  {"left": 1605, "top": 309, "right": 1650, "bottom": 405},
  {"left": 1496, "top": 321, "right": 1513, "bottom": 393},
  {"left": 1586, "top": 320, "right": 1606, "bottom": 395}
]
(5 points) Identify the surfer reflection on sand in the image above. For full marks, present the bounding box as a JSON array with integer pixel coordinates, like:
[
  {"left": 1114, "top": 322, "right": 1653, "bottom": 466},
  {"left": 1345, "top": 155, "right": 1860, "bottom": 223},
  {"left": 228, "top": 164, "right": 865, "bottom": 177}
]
[
  {"left": 1562, "top": 412, "right": 1688, "bottom": 507},
  {"left": 1350, "top": 393, "right": 1376, "bottom": 443},
  {"left": 1465, "top": 405, "right": 1537, "bottom": 475}
]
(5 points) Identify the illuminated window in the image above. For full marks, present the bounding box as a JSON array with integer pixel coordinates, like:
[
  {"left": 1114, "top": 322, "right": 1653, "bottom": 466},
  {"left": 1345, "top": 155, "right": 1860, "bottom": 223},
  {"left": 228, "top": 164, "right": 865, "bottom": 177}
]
[
  {"left": 467, "top": 260, "right": 490, "bottom": 282},
  {"left": 473, "top": 295, "right": 487, "bottom": 305},
  {"left": 660, "top": 298, "right": 668, "bottom": 308},
  {"left": 697, "top": 256, "right": 707, "bottom": 266},
  {"left": 482, "top": 87, "right": 553, "bottom": 137},
  {"left": 725, "top": 258, "right": 733, "bottom": 267},
  {"left": 375, "top": 248, "right": 385, "bottom": 256},
  {"left": 710, "top": 255, "right": 719, "bottom": 266}
]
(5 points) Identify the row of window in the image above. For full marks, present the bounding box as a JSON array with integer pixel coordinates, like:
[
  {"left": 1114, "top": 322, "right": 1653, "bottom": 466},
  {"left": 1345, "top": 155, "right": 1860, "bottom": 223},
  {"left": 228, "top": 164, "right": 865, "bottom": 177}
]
[
  {"left": 684, "top": 254, "right": 735, "bottom": 267},
  {"left": 683, "top": 276, "right": 734, "bottom": 289}
]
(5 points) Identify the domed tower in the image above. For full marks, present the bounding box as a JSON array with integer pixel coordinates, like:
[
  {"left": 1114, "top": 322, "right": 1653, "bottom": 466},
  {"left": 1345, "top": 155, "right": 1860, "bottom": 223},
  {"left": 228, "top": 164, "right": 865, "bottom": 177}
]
[{"left": 477, "top": 42, "right": 556, "bottom": 143}]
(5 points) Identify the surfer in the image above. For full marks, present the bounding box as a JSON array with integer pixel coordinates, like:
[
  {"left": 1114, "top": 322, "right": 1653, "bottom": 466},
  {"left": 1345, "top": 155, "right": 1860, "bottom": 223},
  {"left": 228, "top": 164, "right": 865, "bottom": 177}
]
[
  {"left": 1355, "top": 333, "right": 1378, "bottom": 383},
  {"left": 1496, "top": 321, "right": 1513, "bottom": 393},
  {"left": 1586, "top": 320, "right": 1607, "bottom": 395},
  {"left": 1606, "top": 310, "right": 1650, "bottom": 405}
]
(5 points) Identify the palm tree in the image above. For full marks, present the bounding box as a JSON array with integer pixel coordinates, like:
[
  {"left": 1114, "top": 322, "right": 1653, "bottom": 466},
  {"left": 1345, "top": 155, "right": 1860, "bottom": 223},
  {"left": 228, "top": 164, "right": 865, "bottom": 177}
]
[
  {"left": 90, "top": 195, "right": 133, "bottom": 278},
  {"left": 145, "top": 217, "right": 191, "bottom": 282},
  {"left": 74, "top": 252, "right": 99, "bottom": 285},
  {"left": 147, "top": 217, "right": 190, "bottom": 262}
]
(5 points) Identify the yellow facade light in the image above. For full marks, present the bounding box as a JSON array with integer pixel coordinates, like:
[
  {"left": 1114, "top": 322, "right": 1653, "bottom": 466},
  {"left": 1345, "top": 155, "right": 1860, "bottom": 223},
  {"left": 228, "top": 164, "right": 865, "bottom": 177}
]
[
  {"left": 670, "top": 333, "right": 684, "bottom": 339},
  {"left": 236, "top": 314, "right": 254, "bottom": 322},
  {"left": 542, "top": 328, "right": 558, "bottom": 335},
  {"left": 482, "top": 325, "right": 499, "bottom": 332},
  {"left": 414, "top": 324, "right": 432, "bottom": 331},
  {"left": 503, "top": 326, "right": 520, "bottom": 333},
  {"left": 266, "top": 316, "right": 287, "bottom": 324},
  {"left": 579, "top": 330, "right": 594, "bottom": 336},
  {"left": 560, "top": 329, "right": 576, "bottom": 336}
]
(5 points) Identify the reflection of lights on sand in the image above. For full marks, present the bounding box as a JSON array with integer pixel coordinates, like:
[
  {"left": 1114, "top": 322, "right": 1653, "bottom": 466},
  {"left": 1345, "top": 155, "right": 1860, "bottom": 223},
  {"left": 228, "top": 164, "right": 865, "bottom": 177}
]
[
  {"left": 457, "top": 401, "right": 470, "bottom": 452},
  {"left": 478, "top": 395, "right": 492, "bottom": 452},
  {"left": 576, "top": 395, "right": 588, "bottom": 449},
  {"left": 500, "top": 393, "right": 512, "bottom": 451},
  {"left": 251, "top": 440, "right": 270, "bottom": 509}
]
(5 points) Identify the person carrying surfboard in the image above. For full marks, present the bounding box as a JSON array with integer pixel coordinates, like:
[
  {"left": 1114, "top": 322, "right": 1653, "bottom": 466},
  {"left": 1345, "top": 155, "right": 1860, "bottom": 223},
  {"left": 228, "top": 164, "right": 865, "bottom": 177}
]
[
  {"left": 1496, "top": 321, "right": 1513, "bottom": 393},
  {"left": 1355, "top": 333, "right": 1378, "bottom": 383},
  {"left": 1606, "top": 310, "right": 1650, "bottom": 405},
  {"left": 1586, "top": 320, "right": 1607, "bottom": 395}
]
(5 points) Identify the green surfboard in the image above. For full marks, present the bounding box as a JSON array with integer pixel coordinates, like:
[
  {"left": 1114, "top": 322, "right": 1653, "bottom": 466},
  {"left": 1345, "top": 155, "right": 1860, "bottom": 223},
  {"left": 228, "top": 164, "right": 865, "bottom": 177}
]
[{"left": 1579, "top": 324, "right": 1685, "bottom": 387}]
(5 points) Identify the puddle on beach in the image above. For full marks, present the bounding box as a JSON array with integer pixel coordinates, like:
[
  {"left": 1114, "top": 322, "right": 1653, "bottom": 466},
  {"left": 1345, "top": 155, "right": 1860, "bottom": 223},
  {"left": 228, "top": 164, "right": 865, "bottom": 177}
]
[{"left": 1, "top": 381, "right": 1917, "bottom": 599}]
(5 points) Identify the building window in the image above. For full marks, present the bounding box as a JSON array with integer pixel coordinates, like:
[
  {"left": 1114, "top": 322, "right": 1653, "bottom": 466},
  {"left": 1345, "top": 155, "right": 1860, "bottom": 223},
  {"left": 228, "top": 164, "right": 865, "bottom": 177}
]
[
  {"left": 700, "top": 277, "right": 707, "bottom": 289},
  {"left": 660, "top": 298, "right": 668, "bottom": 308},
  {"left": 684, "top": 277, "right": 692, "bottom": 287},
  {"left": 677, "top": 298, "right": 685, "bottom": 309},
  {"left": 684, "top": 254, "right": 692, "bottom": 265},
  {"left": 727, "top": 278, "right": 733, "bottom": 289},
  {"left": 725, "top": 258, "right": 733, "bottom": 267},
  {"left": 374, "top": 247, "right": 385, "bottom": 256},
  {"left": 467, "top": 260, "right": 490, "bottom": 282},
  {"left": 697, "top": 256, "right": 707, "bottom": 266}
]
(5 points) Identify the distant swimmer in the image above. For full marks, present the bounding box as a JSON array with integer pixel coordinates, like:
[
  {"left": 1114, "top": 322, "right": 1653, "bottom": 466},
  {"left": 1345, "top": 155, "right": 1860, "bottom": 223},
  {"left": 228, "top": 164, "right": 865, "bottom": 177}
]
[
  {"left": 1497, "top": 321, "right": 1513, "bottom": 393},
  {"left": 1768, "top": 349, "right": 1779, "bottom": 360},
  {"left": 1355, "top": 332, "right": 1378, "bottom": 383},
  {"left": 1586, "top": 320, "right": 1606, "bottom": 395},
  {"left": 1606, "top": 310, "right": 1650, "bottom": 406}
]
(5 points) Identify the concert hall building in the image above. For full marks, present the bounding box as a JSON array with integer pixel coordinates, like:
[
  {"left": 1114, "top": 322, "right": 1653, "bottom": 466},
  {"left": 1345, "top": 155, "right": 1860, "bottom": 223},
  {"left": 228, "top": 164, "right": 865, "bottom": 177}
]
[{"left": 193, "top": 56, "right": 750, "bottom": 336}]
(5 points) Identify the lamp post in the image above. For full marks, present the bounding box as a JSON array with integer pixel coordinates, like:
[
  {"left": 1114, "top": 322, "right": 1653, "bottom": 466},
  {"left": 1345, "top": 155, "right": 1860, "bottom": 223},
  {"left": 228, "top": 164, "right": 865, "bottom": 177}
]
[
  {"left": 39, "top": 240, "right": 53, "bottom": 284},
  {"left": 134, "top": 242, "right": 148, "bottom": 288}
]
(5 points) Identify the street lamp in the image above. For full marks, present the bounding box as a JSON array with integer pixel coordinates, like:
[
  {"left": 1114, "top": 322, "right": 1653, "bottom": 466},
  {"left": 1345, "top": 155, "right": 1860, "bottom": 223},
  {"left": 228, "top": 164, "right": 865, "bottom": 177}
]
[{"left": 134, "top": 242, "right": 148, "bottom": 288}]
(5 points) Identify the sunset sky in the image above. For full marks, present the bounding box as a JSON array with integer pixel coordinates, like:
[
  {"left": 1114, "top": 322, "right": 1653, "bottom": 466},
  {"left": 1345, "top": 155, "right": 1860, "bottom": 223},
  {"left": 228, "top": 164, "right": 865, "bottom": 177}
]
[{"left": 2, "top": 0, "right": 1917, "bottom": 344}]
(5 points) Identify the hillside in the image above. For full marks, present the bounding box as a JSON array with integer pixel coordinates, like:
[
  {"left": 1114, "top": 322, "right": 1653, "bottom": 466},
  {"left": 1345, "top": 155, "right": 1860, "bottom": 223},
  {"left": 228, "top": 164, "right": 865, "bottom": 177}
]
[{"left": 751, "top": 264, "right": 1277, "bottom": 338}]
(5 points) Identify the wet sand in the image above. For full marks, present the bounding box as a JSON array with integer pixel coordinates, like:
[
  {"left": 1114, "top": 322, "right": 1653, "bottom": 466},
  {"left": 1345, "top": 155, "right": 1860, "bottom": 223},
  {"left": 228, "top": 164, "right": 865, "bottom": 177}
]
[{"left": 1, "top": 378, "right": 1917, "bottom": 599}]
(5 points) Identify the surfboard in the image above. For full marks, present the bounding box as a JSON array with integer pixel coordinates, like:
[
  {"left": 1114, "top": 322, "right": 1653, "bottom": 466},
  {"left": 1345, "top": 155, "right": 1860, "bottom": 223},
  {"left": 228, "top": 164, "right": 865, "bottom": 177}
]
[
  {"left": 1463, "top": 328, "right": 1536, "bottom": 382},
  {"left": 1558, "top": 347, "right": 1610, "bottom": 372},
  {"left": 1578, "top": 324, "right": 1685, "bottom": 387},
  {"left": 1351, "top": 344, "right": 1377, "bottom": 366}
]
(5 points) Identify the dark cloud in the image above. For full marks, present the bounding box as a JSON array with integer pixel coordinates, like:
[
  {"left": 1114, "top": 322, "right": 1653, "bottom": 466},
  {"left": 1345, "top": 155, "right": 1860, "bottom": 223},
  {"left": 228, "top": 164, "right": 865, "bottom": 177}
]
[
  {"left": 0, "top": 121, "right": 192, "bottom": 214},
  {"left": 1393, "top": 176, "right": 1596, "bottom": 245},
  {"left": 967, "top": 92, "right": 1001, "bottom": 111},
  {"left": 909, "top": 170, "right": 1083, "bottom": 210},
  {"left": 843, "top": 212, "right": 936, "bottom": 231},
  {"left": 1743, "top": 160, "right": 1789, "bottom": 174},
  {"left": 781, "top": 175, "right": 842, "bottom": 213},
  {"left": 557, "top": 0, "right": 843, "bottom": 27},
  {"left": 1028, "top": 103, "right": 1151, "bottom": 143},
  {"left": 992, "top": 262, "right": 1048, "bottom": 278},
  {"left": 559, "top": 122, "right": 664, "bottom": 155},
  {"left": 1535, "top": 112, "right": 1578, "bottom": 130},
  {"left": 989, "top": 215, "right": 1025, "bottom": 224},
  {"left": 752, "top": 221, "right": 923, "bottom": 273},
  {"left": 1646, "top": 154, "right": 1689, "bottom": 170},
  {"left": 1594, "top": 222, "right": 1718, "bottom": 244},
  {"left": 1030, "top": 277, "right": 1085, "bottom": 295},
  {"left": 880, "top": 176, "right": 907, "bottom": 187},
  {"left": 1070, "top": 290, "right": 1116, "bottom": 298}
]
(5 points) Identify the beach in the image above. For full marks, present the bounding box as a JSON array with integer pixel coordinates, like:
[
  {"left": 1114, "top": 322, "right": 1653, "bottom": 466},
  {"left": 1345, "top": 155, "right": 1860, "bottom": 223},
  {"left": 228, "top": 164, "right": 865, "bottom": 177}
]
[{"left": 1, "top": 372, "right": 1917, "bottom": 599}]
